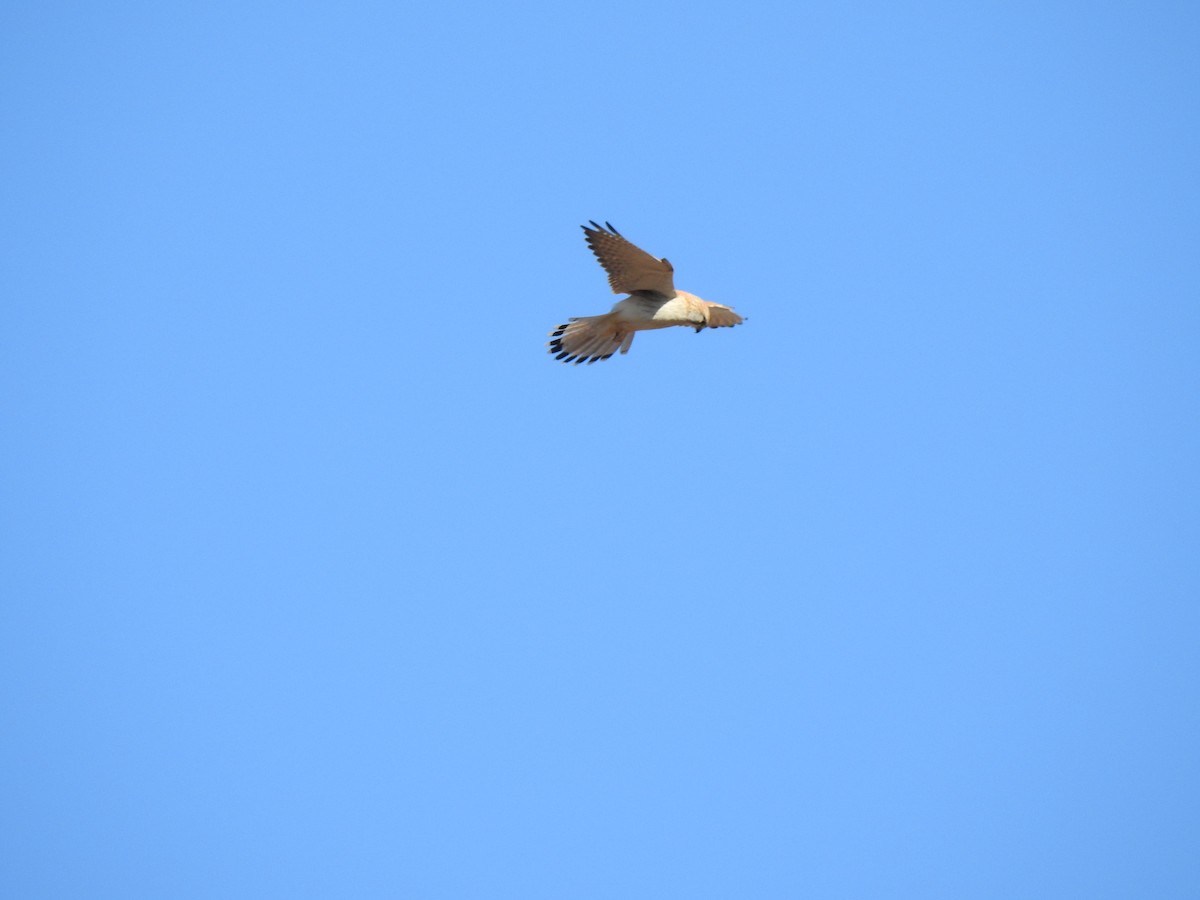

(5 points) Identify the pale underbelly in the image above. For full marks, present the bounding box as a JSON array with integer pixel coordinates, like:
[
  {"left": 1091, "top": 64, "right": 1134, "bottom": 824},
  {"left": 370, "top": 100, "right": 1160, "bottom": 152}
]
[{"left": 612, "top": 295, "right": 699, "bottom": 329}]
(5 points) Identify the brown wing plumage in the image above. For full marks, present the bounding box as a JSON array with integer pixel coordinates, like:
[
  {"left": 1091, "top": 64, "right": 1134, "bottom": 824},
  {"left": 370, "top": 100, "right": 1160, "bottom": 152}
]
[
  {"left": 582, "top": 221, "right": 676, "bottom": 296},
  {"left": 704, "top": 303, "right": 744, "bottom": 328}
]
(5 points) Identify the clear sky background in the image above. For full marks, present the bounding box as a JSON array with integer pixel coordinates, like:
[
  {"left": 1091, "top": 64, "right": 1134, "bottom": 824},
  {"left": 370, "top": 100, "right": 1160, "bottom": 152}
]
[{"left": 3, "top": 2, "right": 1199, "bottom": 897}]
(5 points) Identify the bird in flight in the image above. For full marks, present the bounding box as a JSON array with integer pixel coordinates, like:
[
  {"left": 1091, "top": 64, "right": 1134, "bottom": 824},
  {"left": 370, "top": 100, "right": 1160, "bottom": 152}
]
[{"left": 547, "top": 221, "right": 744, "bottom": 364}]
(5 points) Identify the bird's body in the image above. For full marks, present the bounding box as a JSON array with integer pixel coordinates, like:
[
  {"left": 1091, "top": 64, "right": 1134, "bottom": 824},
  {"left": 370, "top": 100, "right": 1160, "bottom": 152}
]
[
  {"left": 615, "top": 290, "right": 706, "bottom": 329},
  {"left": 548, "top": 222, "right": 744, "bottom": 364}
]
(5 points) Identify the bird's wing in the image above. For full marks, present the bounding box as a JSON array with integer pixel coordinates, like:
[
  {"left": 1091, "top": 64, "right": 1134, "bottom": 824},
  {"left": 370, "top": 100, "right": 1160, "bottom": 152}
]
[
  {"left": 704, "top": 302, "right": 744, "bottom": 328},
  {"left": 582, "top": 221, "right": 676, "bottom": 296}
]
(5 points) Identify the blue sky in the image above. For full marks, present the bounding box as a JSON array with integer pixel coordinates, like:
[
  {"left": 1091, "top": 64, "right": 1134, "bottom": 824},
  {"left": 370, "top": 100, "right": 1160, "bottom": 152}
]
[{"left": 3, "top": 1, "right": 1199, "bottom": 896}]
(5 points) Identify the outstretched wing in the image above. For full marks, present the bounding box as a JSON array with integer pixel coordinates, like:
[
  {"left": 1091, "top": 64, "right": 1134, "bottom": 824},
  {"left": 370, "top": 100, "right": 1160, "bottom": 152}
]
[
  {"left": 704, "top": 303, "right": 744, "bottom": 328},
  {"left": 582, "top": 221, "right": 676, "bottom": 297}
]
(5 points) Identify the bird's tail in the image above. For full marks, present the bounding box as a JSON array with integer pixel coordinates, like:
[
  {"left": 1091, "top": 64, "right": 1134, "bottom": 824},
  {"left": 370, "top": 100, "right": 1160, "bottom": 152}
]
[{"left": 547, "top": 313, "right": 634, "bottom": 365}]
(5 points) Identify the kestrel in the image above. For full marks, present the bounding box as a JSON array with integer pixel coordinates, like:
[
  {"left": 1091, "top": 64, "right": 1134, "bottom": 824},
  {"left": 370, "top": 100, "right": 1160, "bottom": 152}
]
[{"left": 547, "top": 221, "right": 744, "bottom": 364}]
